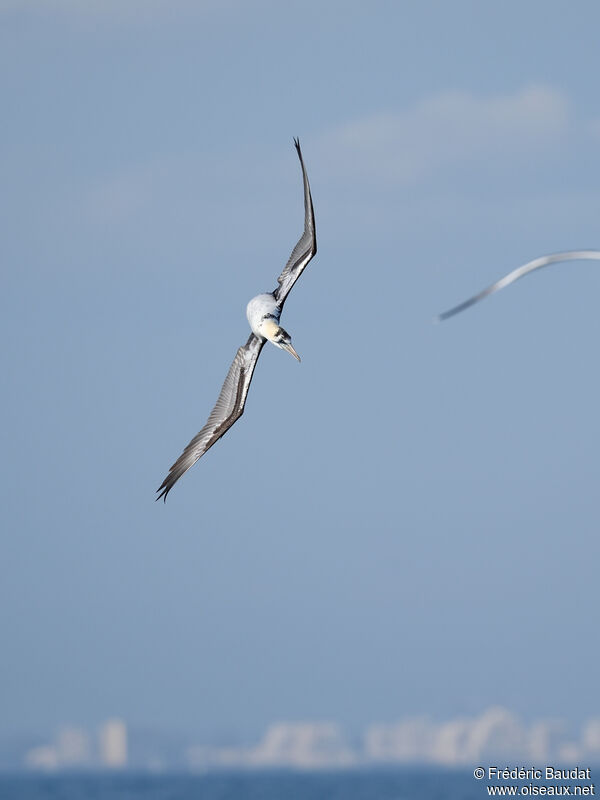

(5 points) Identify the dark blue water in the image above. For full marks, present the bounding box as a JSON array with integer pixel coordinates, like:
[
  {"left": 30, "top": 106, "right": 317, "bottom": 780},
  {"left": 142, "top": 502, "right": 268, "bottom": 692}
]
[{"left": 0, "top": 769, "right": 482, "bottom": 799}]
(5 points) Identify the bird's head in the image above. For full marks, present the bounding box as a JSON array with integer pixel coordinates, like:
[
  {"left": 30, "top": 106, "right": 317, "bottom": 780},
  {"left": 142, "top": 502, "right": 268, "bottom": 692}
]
[{"left": 262, "top": 320, "right": 300, "bottom": 361}]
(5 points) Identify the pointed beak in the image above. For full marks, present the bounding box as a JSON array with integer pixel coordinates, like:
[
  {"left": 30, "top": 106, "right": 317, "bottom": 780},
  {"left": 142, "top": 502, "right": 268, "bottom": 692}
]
[{"left": 282, "top": 342, "right": 301, "bottom": 362}]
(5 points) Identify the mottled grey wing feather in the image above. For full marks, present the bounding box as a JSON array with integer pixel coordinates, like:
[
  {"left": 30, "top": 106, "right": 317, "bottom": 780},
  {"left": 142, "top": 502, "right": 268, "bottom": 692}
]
[
  {"left": 156, "top": 333, "right": 265, "bottom": 501},
  {"left": 273, "top": 138, "right": 317, "bottom": 309},
  {"left": 437, "top": 250, "right": 600, "bottom": 321}
]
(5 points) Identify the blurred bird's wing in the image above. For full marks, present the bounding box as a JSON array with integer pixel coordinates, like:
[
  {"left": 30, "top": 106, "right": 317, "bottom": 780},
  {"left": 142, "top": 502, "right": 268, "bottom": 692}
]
[
  {"left": 438, "top": 250, "right": 600, "bottom": 321},
  {"left": 156, "top": 333, "right": 265, "bottom": 501},
  {"left": 273, "top": 139, "right": 317, "bottom": 309}
]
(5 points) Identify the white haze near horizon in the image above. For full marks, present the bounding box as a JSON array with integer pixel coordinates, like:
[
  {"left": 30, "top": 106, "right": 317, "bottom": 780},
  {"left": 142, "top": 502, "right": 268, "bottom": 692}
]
[
  {"left": 1, "top": 0, "right": 600, "bottom": 742},
  {"left": 23, "top": 707, "right": 600, "bottom": 772}
]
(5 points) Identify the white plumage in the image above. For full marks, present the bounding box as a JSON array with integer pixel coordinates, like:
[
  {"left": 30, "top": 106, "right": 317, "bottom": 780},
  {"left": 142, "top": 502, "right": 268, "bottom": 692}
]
[
  {"left": 246, "top": 293, "right": 280, "bottom": 336},
  {"left": 157, "top": 139, "right": 316, "bottom": 501},
  {"left": 438, "top": 250, "right": 600, "bottom": 321}
]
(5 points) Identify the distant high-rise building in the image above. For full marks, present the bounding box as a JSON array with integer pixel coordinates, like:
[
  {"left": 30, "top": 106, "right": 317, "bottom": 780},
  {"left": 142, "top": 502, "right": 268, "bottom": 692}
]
[
  {"left": 24, "top": 726, "right": 91, "bottom": 770},
  {"left": 98, "top": 719, "right": 127, "bottom": 768},
  {"left": 582, "top": 719, "right": 600, "bottom": 756},
  {"left": 249, "top": 722, "right": 356, "bottom": 768},
  {"left": 56, "top": 726, "right": 91, "bottom": 767}
]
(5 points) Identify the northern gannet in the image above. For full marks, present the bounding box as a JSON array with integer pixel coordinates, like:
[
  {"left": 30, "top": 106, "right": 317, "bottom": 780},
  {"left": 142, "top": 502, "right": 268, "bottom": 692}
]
[
  {"left": 438, "top": 250, "right": 600, "bottom": 321},
  {"left": 157, "top": 139, "right": 316, "bottom": 501}
]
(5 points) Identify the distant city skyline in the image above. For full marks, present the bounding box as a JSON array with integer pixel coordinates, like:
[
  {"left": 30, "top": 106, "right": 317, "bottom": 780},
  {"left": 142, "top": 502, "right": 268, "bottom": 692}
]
[
  {"left": 24, "top": 719, "right": 128, "bottom": 772},
  {"left": 8, "top": 709, "right": 600, "bottom": 773}
]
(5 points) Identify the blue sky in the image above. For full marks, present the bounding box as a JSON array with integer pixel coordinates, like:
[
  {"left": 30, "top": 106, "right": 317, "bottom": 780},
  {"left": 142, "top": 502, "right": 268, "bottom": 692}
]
[{"left": 2, "top": 1, "right": 600, "bottom": 741}]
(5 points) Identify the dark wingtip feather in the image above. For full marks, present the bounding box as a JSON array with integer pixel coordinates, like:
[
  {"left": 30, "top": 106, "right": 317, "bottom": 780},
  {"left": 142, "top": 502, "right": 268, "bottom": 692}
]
[
  {"left": 436, "top": 286, "right": 496, "bottom": 321},
  {"left": 155, "top": 480, "right": 171, "bottom": 503}
]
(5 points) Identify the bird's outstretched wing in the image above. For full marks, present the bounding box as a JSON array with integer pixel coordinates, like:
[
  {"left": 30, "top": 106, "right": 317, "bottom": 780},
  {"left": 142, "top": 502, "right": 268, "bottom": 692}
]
[
  {"left": 437, "top": 250, "right": 600, "bottom": 321},
  {"left": 273, "top": 138, "right": 317, "bottom": 309},
  {"left": 156, "top": 334, "right": 265, "bottom": 501}
]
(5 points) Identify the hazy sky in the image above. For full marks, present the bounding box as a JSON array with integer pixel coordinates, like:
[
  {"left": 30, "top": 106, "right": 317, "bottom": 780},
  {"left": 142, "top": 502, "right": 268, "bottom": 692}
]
[{"left": 2, "top": 1, "right": 600, "bottom": 742}]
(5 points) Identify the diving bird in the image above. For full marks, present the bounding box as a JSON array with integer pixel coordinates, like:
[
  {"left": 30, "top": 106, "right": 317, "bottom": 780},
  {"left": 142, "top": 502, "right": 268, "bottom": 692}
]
[
  {"left": 157, "top": 139, "right": 316, "bottom": 501},
  {"left": 437, "top": 250, "right": 600, "bottom": 321}
]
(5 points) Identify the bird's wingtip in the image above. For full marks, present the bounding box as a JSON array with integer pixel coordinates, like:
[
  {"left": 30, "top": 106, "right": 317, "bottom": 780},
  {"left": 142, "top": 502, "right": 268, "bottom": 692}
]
[{"left": 156, "top": 483, "right": 170, "bottom": 503}]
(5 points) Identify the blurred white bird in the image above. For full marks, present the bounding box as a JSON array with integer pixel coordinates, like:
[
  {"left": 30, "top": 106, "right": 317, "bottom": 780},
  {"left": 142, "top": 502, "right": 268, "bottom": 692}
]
[{"left": 438, "top": 250, "right": 600, "bottom": 321}]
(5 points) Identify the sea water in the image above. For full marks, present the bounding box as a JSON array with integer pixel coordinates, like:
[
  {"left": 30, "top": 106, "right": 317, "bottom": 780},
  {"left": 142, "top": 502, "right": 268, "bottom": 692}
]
[{"left": 0, "top": 769, "right": 483, "bottom": 799}]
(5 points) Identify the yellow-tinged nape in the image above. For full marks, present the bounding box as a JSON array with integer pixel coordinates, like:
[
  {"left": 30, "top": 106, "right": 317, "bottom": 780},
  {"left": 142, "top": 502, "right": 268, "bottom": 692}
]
[
  {"left": 258, "top": 318, "right": 301, "bottom": 361},
  {"left": 259, "top": 318, "right": 280, "bottom": 341}
]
